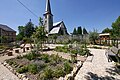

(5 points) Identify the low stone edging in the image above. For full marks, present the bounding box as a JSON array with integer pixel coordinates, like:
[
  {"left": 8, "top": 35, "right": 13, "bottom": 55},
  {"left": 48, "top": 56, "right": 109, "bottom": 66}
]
[{"left": 2, "top": 61, "right": 29, "bottom": 80}]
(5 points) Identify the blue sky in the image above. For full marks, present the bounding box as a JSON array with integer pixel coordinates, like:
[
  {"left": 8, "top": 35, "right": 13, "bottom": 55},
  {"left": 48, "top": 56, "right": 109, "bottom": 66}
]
[{"left": 0, "top": 0, "right": 120, "bottom": 34}]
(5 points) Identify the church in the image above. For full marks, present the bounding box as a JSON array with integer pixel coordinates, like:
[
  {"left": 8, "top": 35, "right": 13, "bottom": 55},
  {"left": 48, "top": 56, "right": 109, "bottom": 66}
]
[{"left": 43, "top": 0, "right": 68, "bottom": 35}]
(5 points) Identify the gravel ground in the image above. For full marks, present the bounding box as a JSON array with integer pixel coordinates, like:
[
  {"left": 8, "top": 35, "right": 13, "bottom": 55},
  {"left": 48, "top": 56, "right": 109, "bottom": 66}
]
[{"left": 75, "top": 49, "right": 120, "bottom": 80}]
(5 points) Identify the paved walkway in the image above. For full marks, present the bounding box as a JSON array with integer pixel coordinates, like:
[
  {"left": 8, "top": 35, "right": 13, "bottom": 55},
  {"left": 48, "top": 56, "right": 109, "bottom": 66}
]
[
  {"left": 0, "top": 49, "right": 30, "bottom": 80},
  {"left": 0, "top": 62, "right": 19, "bottom": 80},
  {"left": 75, "top": 49, "right": 120, "bottom": 80}
]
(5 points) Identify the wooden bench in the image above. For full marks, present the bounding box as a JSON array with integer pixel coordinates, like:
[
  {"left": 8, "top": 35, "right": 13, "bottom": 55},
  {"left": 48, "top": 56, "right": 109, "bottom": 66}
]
[
  {"left": 15, "top": 49, "right": 19, "bottom": 53},
  {"left": 106, "top": 46, "right": 120, "bottom": 62},
  {"left": 7, "top": 51, "right": 13, "bottom": 56}
]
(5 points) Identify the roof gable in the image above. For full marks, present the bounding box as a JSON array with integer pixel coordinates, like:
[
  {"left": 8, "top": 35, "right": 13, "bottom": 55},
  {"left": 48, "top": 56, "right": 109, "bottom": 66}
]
[
  {"left": 49, "top": 27, "right": 60, "bottom": 34},
  {"left": 0, "top": 24, "right": 16, "bottom": 32}
]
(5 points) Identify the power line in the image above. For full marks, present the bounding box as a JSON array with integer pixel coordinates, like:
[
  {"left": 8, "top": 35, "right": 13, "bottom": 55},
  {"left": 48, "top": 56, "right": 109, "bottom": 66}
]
[{"left": 16, "top": 0, "right": 39, "bottom": 18}]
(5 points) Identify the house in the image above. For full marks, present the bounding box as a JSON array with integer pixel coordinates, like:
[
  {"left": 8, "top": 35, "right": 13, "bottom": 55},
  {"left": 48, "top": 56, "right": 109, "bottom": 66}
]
[
  {"left": 0, "top": 24, "right": 16, "bottom": 43},
  {"left": 99, "top": 33, "right": 110, "bottom": 45}
]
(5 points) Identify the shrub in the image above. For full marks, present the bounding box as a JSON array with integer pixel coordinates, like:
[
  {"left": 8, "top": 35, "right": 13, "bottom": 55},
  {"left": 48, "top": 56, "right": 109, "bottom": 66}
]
[
  {"left": 71, "top": 49, "right": 77, "bottom": 55},
  {"left": 23, "top": 50, "right": 40, "bottom": 60},
  {"left": 54, "top": 46, "right": 69, "bottom": 53},
  {"left": 28, "top": 64, "right": 38, "bottom": 74},
  {"left": 16, "top": 55, "right": 23, "bottom": 59},
  {"left": 41, "top": 54, "right": 50, "bottom": 63},
  {"left": 16, "top": 66, "right": 28, "bottom": 74},
  {"left": 51, "top": 54, "right": 61, "bottom": 64},
  {"left": 40, "top": 67, "right": 54, "bottom": 80},
  {"left": 53, "top": 66, "right": 65, "bottom": 78},
  {"left": 64, "top": 61, "right": 73, "bottom": 74}
]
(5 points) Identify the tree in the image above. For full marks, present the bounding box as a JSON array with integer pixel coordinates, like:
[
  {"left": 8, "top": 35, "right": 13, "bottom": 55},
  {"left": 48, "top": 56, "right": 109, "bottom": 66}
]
[
  {"left": 77, "top": 26, "right": 82, "bottom": 35},
  {"left": 0, "top": 36, "right": 7, "bottom": 43},
  {"left": 24, "top": 19, "right": 35, "bottom": 38},
  {"left": 89, "top": 29, "right": 99, "bottom": 44},
  {"left": 32, "top": 18, "right": 47, "bottom": 53},
  {"left": 16, "top": 26, "right": 25, "bottom": 41},
  {"left": 83, "top": 28, "right": 88, "bottom": 35},
  {"left": 102, "top": 28, "right": 111, "bottom": 33},
  {"left": 111, "top": 16, "right": 120, "bottom": 47},
  {"left": 73, "top": 28, "right": 77, "bottom": 35}
]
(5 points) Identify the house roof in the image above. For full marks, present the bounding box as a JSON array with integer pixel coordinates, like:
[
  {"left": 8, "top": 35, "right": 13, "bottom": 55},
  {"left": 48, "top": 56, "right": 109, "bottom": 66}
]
[
  {"left": 99, "top": 33, "right": 110, "bottom": 36},
  {"left": 0, "top": 24, "right": 16, "bottom": 32},
  {"left": 49, "top": 27, "right": 60, "bottom": 34}
]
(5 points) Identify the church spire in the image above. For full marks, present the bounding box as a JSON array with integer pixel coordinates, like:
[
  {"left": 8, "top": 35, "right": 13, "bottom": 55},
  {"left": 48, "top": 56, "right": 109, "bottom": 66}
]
[
  {"left": 44, "top": 0, "right": 53, "bottom": 33},
  {"left": 45, "top": 0, "right": 52, "bottom": 14}
]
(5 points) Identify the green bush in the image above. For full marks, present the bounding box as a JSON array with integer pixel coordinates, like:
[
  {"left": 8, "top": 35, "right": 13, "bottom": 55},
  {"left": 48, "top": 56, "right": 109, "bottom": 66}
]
[
  {"left": 71, "top": 49, "right": 77, "bottom": 55},
  {"left": 53, "top": 66, "right": 65, "bottom": 78},
  {"left": 64, "top": 61, "right": 73, "bottom": 74},
  {"left": 17, "top": 66, "right": 28, "bottom": 74},
  {"left": 23, "top": 50, "right": 40, "bottom": 60},
  {"left": 28, "top": 64, "right": 38, "bottom": 74},
  {"left": 41, "top": 54, "right": 50, "bottom": 63},
  {"left": 0, "top": 46, "right": 6, "bottom": 49},
  {"left": 54, "top": 46, "right": 69, "bottom": 53},
  {"left": 51, "top": 54, "right": 61, "bottom": 64},
  {"left": 40, "top": 67, "right": 54, "bottom": 80},
  {"left": 16, "top": 55, "right": 23, "bottom": 59}
]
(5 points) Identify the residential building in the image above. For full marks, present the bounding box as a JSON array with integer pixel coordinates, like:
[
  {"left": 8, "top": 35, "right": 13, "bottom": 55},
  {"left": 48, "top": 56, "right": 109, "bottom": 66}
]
[{"left": 0, "top": 24, "right": 16, "bottom": 43}]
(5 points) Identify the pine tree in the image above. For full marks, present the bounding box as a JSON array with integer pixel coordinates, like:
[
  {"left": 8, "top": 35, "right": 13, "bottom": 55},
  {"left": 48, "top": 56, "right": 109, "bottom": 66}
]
[
  {"left": 77, "top": 26, "right": 82, "bottom": 35},
  {"left": 73, "top": 28, "right": 77, "bottom": 35},
  {"left": 83, "top": 28, "right": 88, "bottom": 34}
]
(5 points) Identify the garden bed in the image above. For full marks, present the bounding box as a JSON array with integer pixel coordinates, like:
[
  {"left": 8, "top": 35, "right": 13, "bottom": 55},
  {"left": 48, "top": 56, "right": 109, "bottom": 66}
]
[{"left": 5, "top": 50, "right": 73, "bottom": 80}]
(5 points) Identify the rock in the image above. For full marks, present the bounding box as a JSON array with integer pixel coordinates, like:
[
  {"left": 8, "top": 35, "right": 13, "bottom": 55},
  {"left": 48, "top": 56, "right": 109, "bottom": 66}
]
[
  {"left": 21, "top": 74, "right": 26, "bottom": 78},
  {"left": 65, "top": 74, "right": 73, "bottom": 80},
  {"left": 59, "top": 77, "right": 64, "bottom": 80},
  {"left": 25, "top": 78, "right": 29, "bottom": 80},
  {"left": 3, "top": 62, "right": 7, "bottom": 66},
  {"left": 73, "top": 67, "right": 77, "bottom": 73},
  {"left": 23, "top": 77, "right": 27, "bottom": 80},
  {"left": 16, "top": 72, "right": 19, "bottom": 77}
]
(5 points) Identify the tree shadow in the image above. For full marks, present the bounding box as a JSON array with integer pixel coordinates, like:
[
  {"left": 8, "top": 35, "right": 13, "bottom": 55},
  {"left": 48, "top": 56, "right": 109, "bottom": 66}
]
[
  {"left": 84, "top": 72, "right": 119, "bottom": 80},
  {"left": 106, "top": 66, "right": 120, "bottom": 76}
]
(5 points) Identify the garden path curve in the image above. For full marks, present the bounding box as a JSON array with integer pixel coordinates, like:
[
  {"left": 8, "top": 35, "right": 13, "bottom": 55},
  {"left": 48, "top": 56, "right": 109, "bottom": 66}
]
[{"left": 75, "top": 49, "right": 120, "bottom": 80}]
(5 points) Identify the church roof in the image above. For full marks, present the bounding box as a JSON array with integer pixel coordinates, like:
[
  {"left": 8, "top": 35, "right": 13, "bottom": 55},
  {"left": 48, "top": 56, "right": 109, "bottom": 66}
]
[
  {"left": 53, "top": 21, "right": 62, "bottom": 26},
  {"left": 49, "top": 27, "right": 60, "bottom": 34},
  {"left": 0, "top": 24, "right": 16, "bottom": 32}
]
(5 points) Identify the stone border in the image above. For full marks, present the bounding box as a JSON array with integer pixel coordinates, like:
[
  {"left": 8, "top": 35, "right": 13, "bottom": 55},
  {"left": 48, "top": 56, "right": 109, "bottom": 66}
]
[
  {"left": 2, "top": 61, "right": 29, "bottom": 80},
  {"left": 2, "top": 60, "right": 83, "bottom": 80}
]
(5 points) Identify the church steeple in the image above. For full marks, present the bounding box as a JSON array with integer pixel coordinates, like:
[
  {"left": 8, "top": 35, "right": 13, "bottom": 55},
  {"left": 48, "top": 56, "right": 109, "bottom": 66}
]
[
  {"left": 44, "top": 0, "right": 53, "bottom": 33},
  {"left": 45, "top": 0, "right": 52, "bottom": 14}
]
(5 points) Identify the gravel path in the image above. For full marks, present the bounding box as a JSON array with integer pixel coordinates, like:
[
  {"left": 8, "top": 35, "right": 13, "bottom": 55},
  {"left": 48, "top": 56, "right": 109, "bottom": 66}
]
[
  {"left": 75, "top": 49, "right": 120, "bottom": 80},
  {"left": 0, "top": 62, "right": 19, "bottom": 80},
  {"left": 0, "top": 49, "right": 29, "bottom": 80}
]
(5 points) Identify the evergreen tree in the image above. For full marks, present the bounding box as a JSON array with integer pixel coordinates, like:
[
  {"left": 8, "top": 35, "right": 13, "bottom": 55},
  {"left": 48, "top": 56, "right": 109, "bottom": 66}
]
[
  {"left": 83, "top": 28, "right": 88, "bottom": 34},
  {"left": 24, "top": 19, "right": 35, "bottom": 38},
  {"left": 16, "top": 26, "right": 25, "bottom": 41},
  {"left": 111, "top": 16, "right": 120, "bottom": 39},
  {"left": 102, "top": 28, "right": 111, "bottom": 33},
  {"left": 73, "top": 28, "right": 77, "bottom": 35},
  {"left": 111, "top": 16, "right": 120, "bottom": 47},
  {"left": 77, "top": 26, "right": 82, "bottom": 35}
]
